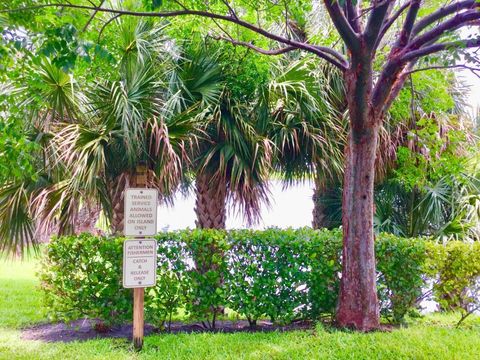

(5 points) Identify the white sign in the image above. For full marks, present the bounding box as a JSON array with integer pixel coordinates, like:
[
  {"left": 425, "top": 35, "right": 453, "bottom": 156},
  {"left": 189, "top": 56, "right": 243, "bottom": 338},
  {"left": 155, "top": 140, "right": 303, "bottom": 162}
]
[
  {"left": 123, "top": 239, "right": 157, "bottom": 288},
  {"left": 124, "top": 188, "right": 158, "bottom": 236}
]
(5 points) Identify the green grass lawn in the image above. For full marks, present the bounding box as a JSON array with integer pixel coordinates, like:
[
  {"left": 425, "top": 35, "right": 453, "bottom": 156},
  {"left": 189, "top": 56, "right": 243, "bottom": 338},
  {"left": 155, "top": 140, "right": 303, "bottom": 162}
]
[{"left": 1, "top": 258, "right": 479, "bottom": 360}]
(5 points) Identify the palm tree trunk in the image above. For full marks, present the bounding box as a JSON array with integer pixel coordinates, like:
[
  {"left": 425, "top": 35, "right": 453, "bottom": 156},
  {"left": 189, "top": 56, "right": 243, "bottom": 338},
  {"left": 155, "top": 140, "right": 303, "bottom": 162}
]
[
  {"left": 312, "top": 179, "right": 328, "bottom": 229},
  {"left": 109, "top": 175, "right": 129, "bottom": 235},
  {"left": 110, "top": 191, "right": 124, "bottom": 234},
  {"left": 193, "top": 171, "right": 228, "bottom": 323},
  {"left": 194, "top": 172, "right": 227, "bottom": 229},
  {"left": 74, "top": 205, "right": 101, "bottom": 234}
]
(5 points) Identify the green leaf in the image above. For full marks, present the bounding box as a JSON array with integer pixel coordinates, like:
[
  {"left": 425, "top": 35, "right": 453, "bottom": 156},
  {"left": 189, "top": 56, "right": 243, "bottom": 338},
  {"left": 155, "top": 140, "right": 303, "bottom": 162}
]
[{"left": 152, "top": 0, "right": 163, "bottom": 9}]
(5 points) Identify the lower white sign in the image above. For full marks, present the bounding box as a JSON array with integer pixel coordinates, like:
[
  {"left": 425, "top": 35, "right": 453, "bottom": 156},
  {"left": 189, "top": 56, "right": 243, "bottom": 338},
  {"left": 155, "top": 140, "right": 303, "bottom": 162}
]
[{"left": 123, "top": 239, "right": 157, "bottom": 288}]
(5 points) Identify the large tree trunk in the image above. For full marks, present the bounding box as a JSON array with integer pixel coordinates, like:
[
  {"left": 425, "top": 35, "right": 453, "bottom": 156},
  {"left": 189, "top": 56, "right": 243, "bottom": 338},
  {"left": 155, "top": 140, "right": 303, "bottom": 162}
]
[
  {"left": 194, "top": 172, "right": 227, "bottom": 229},
  {"left": 336, "top": 119, "right": 380, "bottom": 330},
  {"left": 336, "top": 58, "right": 380, "bottom": 330}
]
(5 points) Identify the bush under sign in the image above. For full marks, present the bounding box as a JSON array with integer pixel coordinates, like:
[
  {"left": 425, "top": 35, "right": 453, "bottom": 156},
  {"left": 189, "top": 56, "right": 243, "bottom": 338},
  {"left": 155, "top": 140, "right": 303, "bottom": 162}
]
[{"left": 123, "top": 239, "right": 157, "bottom": 288}]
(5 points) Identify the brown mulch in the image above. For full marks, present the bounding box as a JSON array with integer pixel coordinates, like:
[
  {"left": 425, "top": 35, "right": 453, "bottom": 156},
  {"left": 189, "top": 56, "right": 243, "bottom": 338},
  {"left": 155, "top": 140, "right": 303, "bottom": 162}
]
[
  {"left": 21, "top": 319, "right": 314, "bottom": 343},
  {"left": 21, "top": 319, "right": 156, "bottom": 343}
]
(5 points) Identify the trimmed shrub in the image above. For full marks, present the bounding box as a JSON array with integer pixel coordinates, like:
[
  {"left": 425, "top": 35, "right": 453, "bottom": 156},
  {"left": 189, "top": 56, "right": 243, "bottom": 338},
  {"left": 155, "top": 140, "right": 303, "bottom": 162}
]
[
  {"left": 39, "top": 228, "right": 446, "bottom": 327},
  {"left": 227, "top": 228, "right": 312, "bottom": 325},
  {"left": 376, "top": 234, "right": 428, "bottom": 323},
  {"left": 38, "top": 234, "right": 130, "bottom": 325},
  {"left": 146, "top": 233, "right": 186, "bottom": 330},
  {"left": 425, "top": 241, "right": 480, "bottom": 311},
  {"left": 305, "top": 228, "right": 343, "bottom": 320},
  {"left": 150, "top": 229, "right": 229, "bottom": 329},
  {"left": 179, "top": 229, "right": 229, "bottom": 328}
]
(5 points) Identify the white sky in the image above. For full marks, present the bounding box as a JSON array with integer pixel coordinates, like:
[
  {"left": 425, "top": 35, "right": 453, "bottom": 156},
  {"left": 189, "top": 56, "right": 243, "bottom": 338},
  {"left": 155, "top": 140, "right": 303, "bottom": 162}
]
[
  {"left": 157, "top": 180, "right": 314, "bottom": 230},
  {"left": 458, "top": 70, "right": 480, "bottom": 118},
  {"left": 458, "top": 28, "right": 480, "bottom": 118}
]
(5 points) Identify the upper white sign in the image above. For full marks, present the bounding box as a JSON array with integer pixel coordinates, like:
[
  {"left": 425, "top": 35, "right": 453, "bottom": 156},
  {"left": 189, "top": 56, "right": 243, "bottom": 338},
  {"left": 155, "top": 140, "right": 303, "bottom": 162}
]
[
  {"left": 123, "top": 239, "right": 157, "bottom": 288},
  {"left": 124, "top": 188, "right": 158, "bottom": 236}
]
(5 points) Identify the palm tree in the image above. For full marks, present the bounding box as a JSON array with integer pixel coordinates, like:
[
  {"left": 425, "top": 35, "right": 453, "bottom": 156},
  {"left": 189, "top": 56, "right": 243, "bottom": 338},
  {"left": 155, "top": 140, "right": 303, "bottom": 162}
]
[
  {"left": 254, "top": 57, "right": 347, "bottom": 229},
  {"left": 0, "top": 19, "right": 196, "bottom": 252},
  {"left": 0, "top": 56, "right": 88, "bottom": 253},
  {"left": 164, "top": 44, "right": 271, "bottom": 229},
  {"left": 374, "top": 120, "right": 479, "bottom": 241},
  {"left": 50, "top": 18, "right": 196, "bottom": 234}
]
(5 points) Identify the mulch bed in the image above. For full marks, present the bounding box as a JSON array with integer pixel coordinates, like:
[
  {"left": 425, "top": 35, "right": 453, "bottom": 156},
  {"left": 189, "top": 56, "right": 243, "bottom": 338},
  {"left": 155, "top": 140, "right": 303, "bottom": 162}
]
[{"left": 21, "top": 319, "right": 314, "bottom": 343}]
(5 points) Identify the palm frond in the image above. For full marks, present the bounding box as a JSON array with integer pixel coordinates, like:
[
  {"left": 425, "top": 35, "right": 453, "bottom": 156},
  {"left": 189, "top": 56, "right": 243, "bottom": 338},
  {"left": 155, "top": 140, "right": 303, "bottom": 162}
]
[
  {"left": 0, "top": 181, "right": 36, "bottom": 255},
  {"left": 260, "top": 57, "right": 346, "bottom": 185},
  {"left": 163, "top": 45, "right": 223, "bottom": 117},
  {"left": 114, "top": 17, "right": 169, "bottom": 77},
  {"left": 23, "top": 60, "right": 85, "bottom": 127},
  {"left": 91, "top": 61, "right": 161, "bottom": 167}
]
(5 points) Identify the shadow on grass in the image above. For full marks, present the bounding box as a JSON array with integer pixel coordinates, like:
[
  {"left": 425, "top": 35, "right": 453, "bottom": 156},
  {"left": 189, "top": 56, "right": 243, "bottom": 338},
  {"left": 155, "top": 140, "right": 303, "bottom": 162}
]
[{"left": 21, "top": 319, "right": 316, "bottom": 343}]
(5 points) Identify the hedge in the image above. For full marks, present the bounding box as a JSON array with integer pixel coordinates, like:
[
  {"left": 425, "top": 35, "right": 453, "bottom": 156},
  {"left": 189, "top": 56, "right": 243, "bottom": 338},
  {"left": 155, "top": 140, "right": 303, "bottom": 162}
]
[
  {"left": 425, "top": 241, "right": 480, "bottom": 312},
  {"left": 38, "top": 229, "right": 480, "bottom": 328}
]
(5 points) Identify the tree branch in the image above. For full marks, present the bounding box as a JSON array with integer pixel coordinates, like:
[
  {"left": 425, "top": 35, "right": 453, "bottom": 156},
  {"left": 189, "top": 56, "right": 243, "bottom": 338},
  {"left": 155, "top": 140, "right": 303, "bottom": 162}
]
[
  {"left": 375, "top": 1, "right": 413, "bottom": 50},
  {"left": 408, "top": 10, "right": 480, "bottom": 50},
  {"left": 382, "top": 62, "right": 416, "bottom": 114},
  {"left": 221, "top": 0, "right": 238, "bottom": 20},
  {"left": 210, "top": 34, "right": 346, "bottom": 69},
  {"left": 373, "top": 3, "right": 480, "bottom": 113},
  {"left": 406, "top": 64, "right": 480, "bottom": 78},
  {"left": 402, "top": 37, "right": 480, "bottom": 62},
  {"left": 97, "top": 13, "right": 121, "bottom": 43},
  {"left": 364, "top": 0, "right": 391, "bottom": 51},
  {"left": 82, "top": 0, "right": 105, "bottom": 32},
  {"left": 1, "top": 2, "right": 348, "bottom": 69},
  {"left": 209, "top": 35, "right": 297, "bottom": 56},
  {"left": 344, "top": 0, "right": 361, "bottom": 33},
  {"left": 412, "top": 0, "right": 480, "bottom": 36},
  {"left": 396, "top": 0, "right": 421, "bottom": 48},
  {"left": 172, "top": 0, "right": 188, "bottom": 11},
  {"left": 323, "top": 0, "right": 361, "bottom": 53}
]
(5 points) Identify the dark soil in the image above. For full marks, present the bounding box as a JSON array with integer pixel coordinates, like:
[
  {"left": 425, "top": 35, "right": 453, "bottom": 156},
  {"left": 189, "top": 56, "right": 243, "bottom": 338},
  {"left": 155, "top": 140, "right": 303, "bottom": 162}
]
[
  {"left": 21, "top": 319, "right": 156, "bottom": 343},
  {"left": 21, "top": 319, "right": 314, "bottom": 343}
]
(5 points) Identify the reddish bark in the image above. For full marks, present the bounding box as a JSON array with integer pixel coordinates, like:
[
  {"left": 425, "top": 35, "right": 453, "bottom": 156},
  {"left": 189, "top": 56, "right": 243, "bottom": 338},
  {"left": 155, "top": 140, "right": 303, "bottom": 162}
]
[
  {"left": 336, "top": 59, "right": 381, "bottom": 330},
  {"left": 336, "top": 121, "right": 380, "bottom": 331}
]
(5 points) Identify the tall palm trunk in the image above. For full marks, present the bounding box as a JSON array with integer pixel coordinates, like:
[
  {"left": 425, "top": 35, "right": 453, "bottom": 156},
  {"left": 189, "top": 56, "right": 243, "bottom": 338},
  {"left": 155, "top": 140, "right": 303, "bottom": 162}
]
[
  {"left": 110, "top": 190, "right": 124, "bottom": 234},
  {"left": 194, "top": 172, "right": 227, "bottom": 229},
  {"left": 194, "top": 171, "right": 228, "bottom": 324},
  {"left": 312, "top": 178, "right": 328, "bottom": 229},
  {"left": 109, "top": 175, "right": 129, "bottom": 234},
  {"left": 75, "top": 205, "right": 101, "bottom": 234}
]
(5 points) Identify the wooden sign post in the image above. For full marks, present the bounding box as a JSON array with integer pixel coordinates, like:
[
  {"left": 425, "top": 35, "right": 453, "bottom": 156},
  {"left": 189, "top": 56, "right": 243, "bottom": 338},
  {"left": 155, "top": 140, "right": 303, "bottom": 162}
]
[
  {"left": 133, "top": 287, "right": 144, "bottom": 349},
  {"left": 122, "top": 166, "right": 158, "bottom": 351},
  {"left": 123, "top": 238, "right": 157, "bottom": 349}
]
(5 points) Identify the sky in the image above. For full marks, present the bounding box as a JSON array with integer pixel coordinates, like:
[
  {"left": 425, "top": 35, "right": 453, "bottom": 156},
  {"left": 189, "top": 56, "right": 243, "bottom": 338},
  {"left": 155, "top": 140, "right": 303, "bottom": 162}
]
[
  {"left": 157, "top": 180, "right": 314, "bottom": 230},
  {"left": 459, "top": 70, "right": 480, "bottom": 118},
  {"left": 459, "top": 28, "right": 480, "bottom": 118}
]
